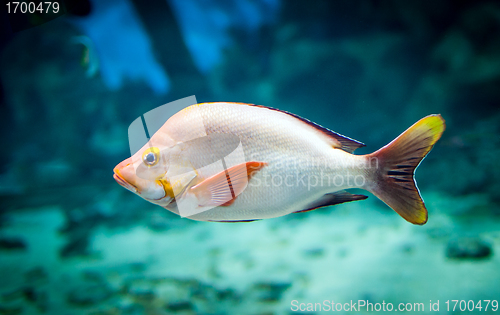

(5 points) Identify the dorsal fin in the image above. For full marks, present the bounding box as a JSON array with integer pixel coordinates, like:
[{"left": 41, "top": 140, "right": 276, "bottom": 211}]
[{"left": 246, "top": 104, "right": 365, "bottom": 153}]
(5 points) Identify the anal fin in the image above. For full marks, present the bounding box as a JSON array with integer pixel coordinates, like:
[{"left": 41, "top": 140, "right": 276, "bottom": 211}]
[
  {"left": 208, "top": 219, "right": 261, "bottom": 223},
  {"left": 294, "top": 190, "right": 367, "bottom": 214}
]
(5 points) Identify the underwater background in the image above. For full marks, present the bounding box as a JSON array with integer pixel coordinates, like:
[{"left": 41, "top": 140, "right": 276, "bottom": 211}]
[{"left": 1, "top": 0, "right": 500, "bottom": 314}]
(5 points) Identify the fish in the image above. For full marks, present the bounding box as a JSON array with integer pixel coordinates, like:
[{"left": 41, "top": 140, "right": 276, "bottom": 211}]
[
  {"left": 113, "top": 102, "right": 445, "bottom": 225},
  {"left": 72, "top": 36, "right": 99, "bottom": 78}
]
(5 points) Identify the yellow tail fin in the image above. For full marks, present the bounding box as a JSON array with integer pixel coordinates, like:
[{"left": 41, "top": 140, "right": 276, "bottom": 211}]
[{"left": 367, "top": 114, "right": 445, "bottom": 225}]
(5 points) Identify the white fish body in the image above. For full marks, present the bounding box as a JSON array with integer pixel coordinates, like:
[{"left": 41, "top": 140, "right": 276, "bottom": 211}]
[{"left": 114, "top": 102, "right": 445, "bottom": 224}]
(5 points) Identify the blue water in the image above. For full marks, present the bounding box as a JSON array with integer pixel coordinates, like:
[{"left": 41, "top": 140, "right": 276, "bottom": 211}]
[{"left": 0, "top": 0, "right": 499, "bottom": 314}]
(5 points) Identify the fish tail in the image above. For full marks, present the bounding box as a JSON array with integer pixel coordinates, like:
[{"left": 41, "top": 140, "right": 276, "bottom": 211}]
[{"left": 365, "top": 114, "right": 445, "bottom": 225}]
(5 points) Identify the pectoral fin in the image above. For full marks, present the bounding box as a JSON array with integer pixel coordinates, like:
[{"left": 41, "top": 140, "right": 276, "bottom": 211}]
[{"left": 190, "top": 161, "right": 267, "bottom": 207}]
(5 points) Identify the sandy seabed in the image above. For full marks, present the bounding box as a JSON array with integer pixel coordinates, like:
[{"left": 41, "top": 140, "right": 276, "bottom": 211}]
[{"left": 1, "top": 192, "right": 499, "bottom": 315}]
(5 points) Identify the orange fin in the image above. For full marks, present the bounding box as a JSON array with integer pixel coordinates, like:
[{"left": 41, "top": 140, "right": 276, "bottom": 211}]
[
  {"left": 190, "top": 161, "right": 267, "bottom": 207},
  {"left": 293, "top": 191, "right": 367, "bottom": 214},
  {"left": 366, "top": 114, "right": 445, "bottom": 225}
]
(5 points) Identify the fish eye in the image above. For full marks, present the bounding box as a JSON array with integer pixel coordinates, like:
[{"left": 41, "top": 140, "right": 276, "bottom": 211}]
[
  {"left": 142, "top": 147, "right": 160, "bottom": 167},
  {"left": 144, "top": 152, "right": 156, "bottom": 164}
]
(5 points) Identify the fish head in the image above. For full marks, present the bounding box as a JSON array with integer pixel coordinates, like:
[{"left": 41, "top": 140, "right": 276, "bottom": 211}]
[
  {"left": 113, "top": 136, "right": 179, "bottom": 205},
  {"left": 113, "top": 162, "right": 171, "bottom": 208},
  {"left": 113, "top": 134, "right": 202, "bottom": 207},
  {"left": 113, "top": 110, "right": 244, "bottom": 210}
]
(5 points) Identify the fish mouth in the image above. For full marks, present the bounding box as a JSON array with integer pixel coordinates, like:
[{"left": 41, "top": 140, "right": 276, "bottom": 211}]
[{"left": 113, "top": 170, "right": 138, "bottom": 193}]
